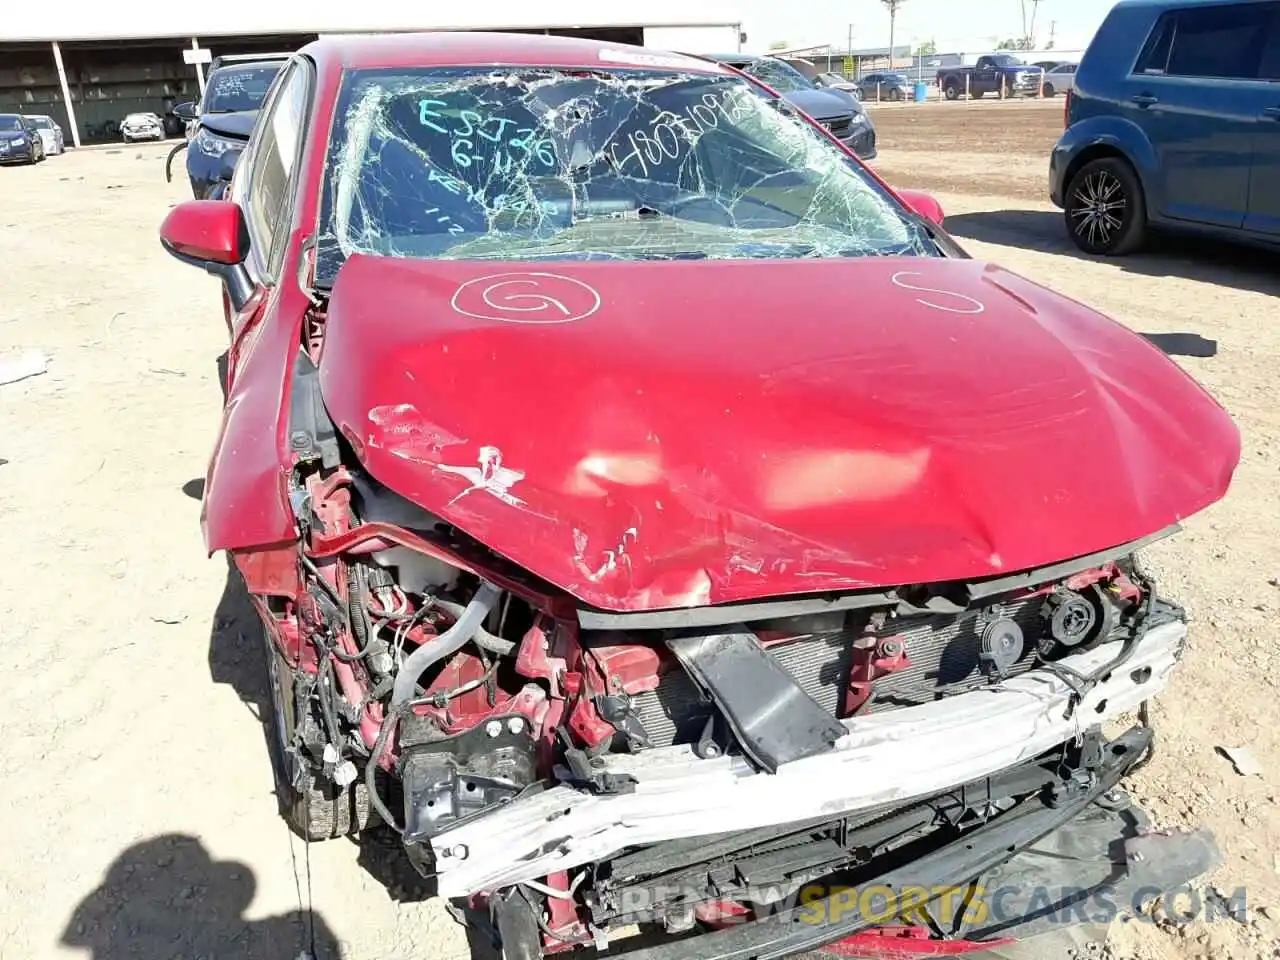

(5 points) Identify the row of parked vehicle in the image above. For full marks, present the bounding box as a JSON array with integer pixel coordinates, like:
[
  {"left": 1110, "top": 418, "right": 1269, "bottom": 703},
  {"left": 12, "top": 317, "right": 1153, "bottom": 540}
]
[
  {"left": 783, "top": 55, "right": 1081, "bottom": 104},
  {"left": 0, "top": 113, "right": 65, "bottom": 164}
]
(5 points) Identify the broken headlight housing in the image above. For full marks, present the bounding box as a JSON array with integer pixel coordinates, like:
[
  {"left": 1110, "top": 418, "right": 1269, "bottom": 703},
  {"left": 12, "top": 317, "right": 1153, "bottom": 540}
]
[{"left": 193, "top": 126, "right": 237, "bottom": 158}]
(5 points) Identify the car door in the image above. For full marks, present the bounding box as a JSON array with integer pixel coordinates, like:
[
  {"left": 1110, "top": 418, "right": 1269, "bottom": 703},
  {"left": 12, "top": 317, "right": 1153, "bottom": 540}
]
[
  {"left": 1245, "top": 6, "right": 1280, "bottom": 235},
  {"left": 202, "top": 56, "right": 315, "bottom": 551},
  {"left": 1049, "top": 63, "right": 1076, "bottom": 94},
  {"left": 223, "top": 58, "right": 311, "bottom": 378},
  {"left": 1125, "top": 2, "right": 1276, "bottom": 229},
  {"left": 974, "top": 57, "right": 996, "bottom": 91}
]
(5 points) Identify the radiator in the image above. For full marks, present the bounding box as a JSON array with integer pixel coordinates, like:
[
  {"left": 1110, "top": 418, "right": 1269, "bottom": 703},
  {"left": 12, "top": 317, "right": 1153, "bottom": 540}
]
[{"left": 630, "top": 599, "right": 1046, "bottom": 748}]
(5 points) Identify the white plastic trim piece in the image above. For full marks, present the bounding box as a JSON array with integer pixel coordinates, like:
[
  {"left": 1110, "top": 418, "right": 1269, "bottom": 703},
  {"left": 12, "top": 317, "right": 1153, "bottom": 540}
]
[{"left": 431, "top": 620, "right": 1184, "bottom": 896}]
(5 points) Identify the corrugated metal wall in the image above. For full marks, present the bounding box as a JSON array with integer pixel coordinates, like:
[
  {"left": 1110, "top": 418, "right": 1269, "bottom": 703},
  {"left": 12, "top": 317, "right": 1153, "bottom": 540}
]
[{"left": 0, "top": 34, "right": 313, "bottom": 144}]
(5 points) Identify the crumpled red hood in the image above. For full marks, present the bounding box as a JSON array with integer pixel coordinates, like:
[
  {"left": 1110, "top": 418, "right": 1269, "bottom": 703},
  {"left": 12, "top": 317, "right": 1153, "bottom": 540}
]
[{"left": 319, "top": 253, "right": 1239, "bottom": 612}]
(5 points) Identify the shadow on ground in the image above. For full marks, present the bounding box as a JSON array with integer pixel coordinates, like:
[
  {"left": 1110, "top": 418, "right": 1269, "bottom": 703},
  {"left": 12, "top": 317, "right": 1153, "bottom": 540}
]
[
  {"left": 61, "top": 833, "right": 343, "bottom": 960},
  {"left": 943, "top": 209, "right": 1280, "bottom": 298}
]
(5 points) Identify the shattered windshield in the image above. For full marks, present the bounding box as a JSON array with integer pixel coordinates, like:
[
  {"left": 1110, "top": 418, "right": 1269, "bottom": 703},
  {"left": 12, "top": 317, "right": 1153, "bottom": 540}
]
[
  {"left": 204, "top": 65, "right": 280, "bottom": 113},
  {"left": 315, "top": 66, "right": 933, "bottom": 282}
]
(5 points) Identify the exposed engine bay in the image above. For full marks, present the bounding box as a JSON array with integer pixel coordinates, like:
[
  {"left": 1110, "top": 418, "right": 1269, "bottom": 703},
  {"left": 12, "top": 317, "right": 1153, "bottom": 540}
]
[{"left": 243, "top": 396, "right": 1213, "bottom": 956}]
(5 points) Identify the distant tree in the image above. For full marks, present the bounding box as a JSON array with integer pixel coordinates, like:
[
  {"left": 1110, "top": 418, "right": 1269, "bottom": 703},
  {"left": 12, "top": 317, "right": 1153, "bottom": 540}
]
[
  {"left": 916, "top": 38, "right": 937, "bottom": 55},
  {"left": 996, "top": 38, "right": 1018, "bottom": 50}
]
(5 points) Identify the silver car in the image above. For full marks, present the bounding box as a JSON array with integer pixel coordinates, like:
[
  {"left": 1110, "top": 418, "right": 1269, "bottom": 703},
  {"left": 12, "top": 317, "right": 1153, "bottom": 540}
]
[
  {"left": 121, "top": 112, "right": 165, "bottom": 142},
  {"left": 1042, "top": 62, "right": 1078, "bottom": 98},
  {"left": 28, "top": 115, "right": 64, "bottom": 155}
]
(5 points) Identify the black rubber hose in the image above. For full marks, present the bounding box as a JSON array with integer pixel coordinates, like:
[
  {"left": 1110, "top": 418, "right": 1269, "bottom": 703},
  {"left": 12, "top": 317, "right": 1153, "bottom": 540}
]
[
  {"left": 299, "top": 552, "right": 374, "bottom": 662},
  {"left": 316, "top": 657, "right": 344, "bottom": 749},
  {"left": 347, "top": 562, "right": 371, "bottom": 648},
  {"left": 164, "top": 141, "right": 186, "bottom": 183},
  {"left": 366, "top": 708, "right": 404, "bottom": 834}
]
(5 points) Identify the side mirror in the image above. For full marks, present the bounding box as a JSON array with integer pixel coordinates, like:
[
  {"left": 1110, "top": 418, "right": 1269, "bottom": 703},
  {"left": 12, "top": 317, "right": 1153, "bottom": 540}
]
[
  {"left": 159, "top": 200, "right": 254, "bottom": 310},
  {"left": 173, "top": 101, "right": 198, "bottom": 122},
  {"left": 897, "top": 189, "right": 945, "bottom": 227}
]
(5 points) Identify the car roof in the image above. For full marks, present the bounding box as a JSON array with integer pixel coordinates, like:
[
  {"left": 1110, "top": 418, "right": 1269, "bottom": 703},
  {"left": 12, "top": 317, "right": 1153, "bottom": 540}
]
[
  {"left": 209, "top": 59, "right": 286, "bottom": 73},
  {"left": 213, "top": 52, "right": 292, "bottom": 63},
  {"left": 300, "top": 32, "right": 725, "bottom": 75},
  {"left": 1113, "top": 0, "right": 1242, "bottom": 7}
]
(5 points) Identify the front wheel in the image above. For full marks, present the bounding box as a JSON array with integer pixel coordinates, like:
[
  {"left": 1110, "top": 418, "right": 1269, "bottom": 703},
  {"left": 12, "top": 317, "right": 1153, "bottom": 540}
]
[
  {"left": 1043, "top": 83, "right": 1056, "bottom": 98},
  {"left": 888, "top": 87, "right": 903, "bottom": 102},
  {"left": 1064, "top": 157, "right": 1147, "bottom": 256},
  {"left": 262, "top": 630, "right": 378, "bottom": 840}
]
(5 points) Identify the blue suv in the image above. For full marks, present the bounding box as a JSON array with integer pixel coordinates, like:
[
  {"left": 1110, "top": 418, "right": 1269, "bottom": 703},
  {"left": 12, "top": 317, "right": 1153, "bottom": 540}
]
[{"left": 1051, "top": 0, "right": 1280, "bottom": 255}]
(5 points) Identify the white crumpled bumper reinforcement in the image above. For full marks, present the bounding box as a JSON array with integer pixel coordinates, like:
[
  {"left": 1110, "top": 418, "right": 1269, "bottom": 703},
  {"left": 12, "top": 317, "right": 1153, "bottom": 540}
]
[{"left": 431, "top": 620, "right": 1184, "bottom": 896}]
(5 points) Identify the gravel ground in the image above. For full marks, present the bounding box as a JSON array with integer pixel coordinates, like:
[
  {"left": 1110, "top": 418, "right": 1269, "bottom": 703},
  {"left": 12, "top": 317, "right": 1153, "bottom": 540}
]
[{"left": 0, "top": 104, "right": 1276, "bottom": 960}]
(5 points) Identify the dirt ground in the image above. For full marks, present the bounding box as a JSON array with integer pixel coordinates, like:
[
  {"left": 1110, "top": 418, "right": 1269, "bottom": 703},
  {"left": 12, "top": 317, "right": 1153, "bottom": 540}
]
[{"left": 1, "top": 101, "right": 1278, "bottom": 960}]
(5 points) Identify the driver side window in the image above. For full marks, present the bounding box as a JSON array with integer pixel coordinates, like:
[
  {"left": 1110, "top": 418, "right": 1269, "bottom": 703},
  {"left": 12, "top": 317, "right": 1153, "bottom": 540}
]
[{"left": 241, "top": 60, "right": 310, "bottom": 280}]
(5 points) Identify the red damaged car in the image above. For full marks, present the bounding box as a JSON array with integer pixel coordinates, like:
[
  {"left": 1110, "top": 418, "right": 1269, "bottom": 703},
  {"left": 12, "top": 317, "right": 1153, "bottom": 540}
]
[{"left": 160, "top": 32, "right": 1239, "bottom": 960}]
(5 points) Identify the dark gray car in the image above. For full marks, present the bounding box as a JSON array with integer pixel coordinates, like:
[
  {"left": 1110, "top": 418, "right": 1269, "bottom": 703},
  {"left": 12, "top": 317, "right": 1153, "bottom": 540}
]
[
  {"left": 704, "top": 54, "right": 877, "bottom": 160},
  {"left": 0, "top": 114, "right": 45, "bottom": 165},
  {"left": 856, "top": 72, "right": 912, "bottom": 102},
  {"left": 172, "top": 58, "right": 287, "bottom": 198}
]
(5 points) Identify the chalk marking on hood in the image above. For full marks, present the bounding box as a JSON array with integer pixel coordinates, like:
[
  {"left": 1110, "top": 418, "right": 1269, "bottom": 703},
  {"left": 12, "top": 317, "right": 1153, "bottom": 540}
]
[
  {"left": 891, "top": 271, "right": 985, "bottom": 315},
  {"left": 451, "top": 272, "right": 601, "bottom": 324}
]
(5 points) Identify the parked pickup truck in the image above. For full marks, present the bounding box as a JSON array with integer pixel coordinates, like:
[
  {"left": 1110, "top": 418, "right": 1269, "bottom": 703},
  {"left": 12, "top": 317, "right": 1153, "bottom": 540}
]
[{"left": 937, "top": 54, "right": 1045, "bottom": 100}]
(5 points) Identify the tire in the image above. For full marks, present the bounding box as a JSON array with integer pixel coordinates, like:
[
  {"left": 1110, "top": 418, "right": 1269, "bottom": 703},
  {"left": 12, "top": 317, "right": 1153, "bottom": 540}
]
[
  {"left": 262, "top": 630, "right": 379, "bottom": 840},
  {"left": 1064, "top": 157, "right": 1147, "bottom": 256},
  {"left": 943, "top": 80, "right": 961, "bottom": 101},
  {"left": 888, "top": 87, "right": 903, "bottom": 102},
  {"left": 1043, "top": 83, "right": 1056, "bottom": 98}
]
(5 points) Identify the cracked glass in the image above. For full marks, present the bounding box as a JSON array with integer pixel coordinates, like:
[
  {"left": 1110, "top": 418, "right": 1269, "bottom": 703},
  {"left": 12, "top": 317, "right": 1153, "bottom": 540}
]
[{"left": 315, "top": 65, "right": 935, "bottom": 283}]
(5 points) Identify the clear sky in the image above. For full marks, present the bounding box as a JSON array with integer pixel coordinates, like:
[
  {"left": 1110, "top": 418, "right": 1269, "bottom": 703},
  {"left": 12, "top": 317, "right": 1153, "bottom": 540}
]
[{"left": 739, "top": 0, "right": 1121, "bottom": 53}]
